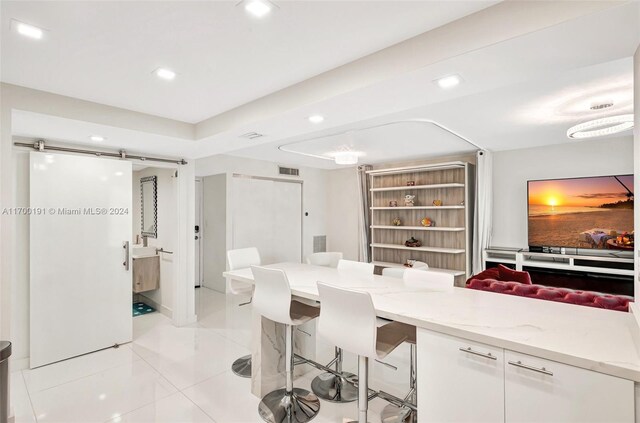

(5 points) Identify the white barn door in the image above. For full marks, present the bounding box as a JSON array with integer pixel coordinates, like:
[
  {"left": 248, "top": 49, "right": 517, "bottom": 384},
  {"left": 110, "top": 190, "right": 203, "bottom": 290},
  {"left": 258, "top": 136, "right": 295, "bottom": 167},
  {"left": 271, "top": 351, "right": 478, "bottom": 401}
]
[
  {"left": 30, "top": 152, "right": 132, "bottom": 368},
  {"left": 231, "top": 175, "right": 302, "bottom": 265}
]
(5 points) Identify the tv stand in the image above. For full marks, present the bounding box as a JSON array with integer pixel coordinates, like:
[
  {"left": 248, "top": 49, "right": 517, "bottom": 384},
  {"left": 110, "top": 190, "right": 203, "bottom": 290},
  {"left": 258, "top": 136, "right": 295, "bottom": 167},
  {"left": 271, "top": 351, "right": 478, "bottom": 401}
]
[{"left": 483, "top": 247, "right": 634, "bottom": 296}]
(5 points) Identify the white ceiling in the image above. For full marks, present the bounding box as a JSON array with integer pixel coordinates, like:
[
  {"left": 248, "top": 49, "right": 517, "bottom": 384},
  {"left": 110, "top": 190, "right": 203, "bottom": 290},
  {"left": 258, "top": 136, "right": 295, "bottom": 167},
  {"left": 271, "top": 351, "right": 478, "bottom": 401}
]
[
  {"left": 0, "top": 0, "right": 497, "bottom": 123},
  {"left": 5, "top": 1, "right": 639, "bottom": 169}
]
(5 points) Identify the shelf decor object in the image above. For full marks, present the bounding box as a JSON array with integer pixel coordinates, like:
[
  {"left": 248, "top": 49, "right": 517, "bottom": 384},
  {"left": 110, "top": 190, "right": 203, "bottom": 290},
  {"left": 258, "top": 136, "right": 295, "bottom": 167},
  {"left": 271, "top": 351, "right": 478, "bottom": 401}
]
[
  {"left": 368, "top": 161, "right": 475, "bottom": 285},
  {"left": 405, "top": 237, "right": 422, "bottom": 247},
  {"left": 421, "top": 217, "right": 434, "bottom": 227}
]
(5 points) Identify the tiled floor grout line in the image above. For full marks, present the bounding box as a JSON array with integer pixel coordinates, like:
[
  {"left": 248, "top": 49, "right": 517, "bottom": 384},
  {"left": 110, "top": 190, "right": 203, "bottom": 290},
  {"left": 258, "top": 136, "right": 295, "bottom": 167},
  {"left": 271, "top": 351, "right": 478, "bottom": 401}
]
[
  {"left": 196, "top": 322, "right": 253, "bottom": 352},
  {"left": 22, "top": 345, "right": 143, "bottom": 398},
  {"left": 19, "top": 370, "right": 39, "bottom": 423}
]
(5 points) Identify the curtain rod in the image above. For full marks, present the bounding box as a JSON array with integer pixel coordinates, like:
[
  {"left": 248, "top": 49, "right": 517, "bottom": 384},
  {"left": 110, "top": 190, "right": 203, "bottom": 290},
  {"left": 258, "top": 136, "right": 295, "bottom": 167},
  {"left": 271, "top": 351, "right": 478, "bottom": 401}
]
[{"left": 13, "top": 140, "right": 187, "bottom": 165}]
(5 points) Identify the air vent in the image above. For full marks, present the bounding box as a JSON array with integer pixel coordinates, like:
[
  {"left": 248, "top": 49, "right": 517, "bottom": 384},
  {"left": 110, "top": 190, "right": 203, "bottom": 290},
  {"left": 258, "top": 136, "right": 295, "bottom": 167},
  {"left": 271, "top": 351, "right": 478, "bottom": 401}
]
[
  {"left": 240, "top": 132, "right": 264, "bottom": 140},
  {"left": 279, "top": 166, "right": 300, "bottom": 176},
  {"left": 313, "top": 236, "right": 327, "bottom": 253}
]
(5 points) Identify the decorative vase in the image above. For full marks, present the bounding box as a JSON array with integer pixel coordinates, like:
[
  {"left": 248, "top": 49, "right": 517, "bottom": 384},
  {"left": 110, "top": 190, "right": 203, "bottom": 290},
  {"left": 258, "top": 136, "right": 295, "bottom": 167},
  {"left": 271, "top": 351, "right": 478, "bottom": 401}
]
[
  {"left": 392, "top": 217, "right": 402, "bottom": 226},
  {"left": 432, "top": 199, "right": 442, "bottom": 206},
  {"left": 389, "top": 200, "right": 398, "bottom": 207}
]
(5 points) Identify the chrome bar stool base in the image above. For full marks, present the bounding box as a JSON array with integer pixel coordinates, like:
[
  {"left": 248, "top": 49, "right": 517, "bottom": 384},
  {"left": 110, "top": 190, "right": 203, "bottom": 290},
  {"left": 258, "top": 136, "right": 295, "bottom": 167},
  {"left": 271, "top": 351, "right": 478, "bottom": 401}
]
[
  {"left": 311, "top": 371, "right": 358, "bottom": 403},
  {"left": 380, "top": 405, "right": 417, "bottom": 423},
  {"left": 258, "top": 387, "right": 321, "bottom": 423},
  {"left": 231, "top": 354, "right": 252, "bottom": 378}
]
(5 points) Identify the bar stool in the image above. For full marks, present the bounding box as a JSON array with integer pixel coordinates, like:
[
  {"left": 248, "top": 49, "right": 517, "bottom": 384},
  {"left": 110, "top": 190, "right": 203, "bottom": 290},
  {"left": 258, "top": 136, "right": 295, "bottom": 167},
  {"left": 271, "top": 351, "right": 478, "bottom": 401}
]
[
  {"left": 226, "top": 247, "right": 261, "bottom": 378},
  {"left": 252, "top": 265, "right": 321, "bottom": 423},
  {"left": 305, "top": 252, "right": 343, "bottom": 268},
  {"left": 317, "top": 282, "right": 414, "bottom": 423},
  {"left": 381, "top": 269, "right": 454, "bottom": 423},
  {"left": 310, "top": 259, "right": 374, "bottom": 403}
]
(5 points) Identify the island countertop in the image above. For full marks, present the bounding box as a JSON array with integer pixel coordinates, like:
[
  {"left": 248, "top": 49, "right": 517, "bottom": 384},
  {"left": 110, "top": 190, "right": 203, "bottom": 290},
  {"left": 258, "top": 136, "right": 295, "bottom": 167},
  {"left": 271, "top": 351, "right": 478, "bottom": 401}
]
[{"left": 224, "top": 262, "right": 640, "bottom": 382}]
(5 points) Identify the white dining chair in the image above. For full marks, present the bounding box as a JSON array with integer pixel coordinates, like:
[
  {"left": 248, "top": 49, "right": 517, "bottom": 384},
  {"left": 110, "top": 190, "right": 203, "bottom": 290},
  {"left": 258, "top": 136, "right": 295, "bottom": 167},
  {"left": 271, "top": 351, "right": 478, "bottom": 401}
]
[
  {"left": 336, "top": 259, "right": 374, "bottom": 275},
  {"left": 305, "top": 252, "right": 343, "bottom": 268},
  {"left": 317, "top": 282, "right": 415, "bottom": 423},
  {"left": 226, "top": 247, "right": 261, "bottom": 378},
  {"left": 251, "top": 266, "right": 321, "bottom": 423}
]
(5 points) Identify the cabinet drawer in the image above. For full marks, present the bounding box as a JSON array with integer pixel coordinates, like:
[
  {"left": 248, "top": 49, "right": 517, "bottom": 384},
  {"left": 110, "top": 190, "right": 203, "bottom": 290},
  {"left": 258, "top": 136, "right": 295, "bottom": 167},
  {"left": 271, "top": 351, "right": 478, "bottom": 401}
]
[
  {"left": 417, "top": 329, "right": 504, "bottom": 423},
  {"left": 505, "top": 350, "right": 634, "bottom": 423}
]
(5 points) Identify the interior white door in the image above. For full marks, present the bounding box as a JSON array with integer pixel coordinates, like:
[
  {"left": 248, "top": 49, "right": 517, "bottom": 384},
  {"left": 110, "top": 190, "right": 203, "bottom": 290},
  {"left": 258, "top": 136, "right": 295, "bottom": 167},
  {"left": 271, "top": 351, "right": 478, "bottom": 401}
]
[
  {"left": 232, "top": 176, "right": 302, "bottom": 264},
  {"left": 195, "top": 178, "right": 202, "bottom": 287},
  {"left": 30, "top": 152, "right": 133, "bottom": 368}
]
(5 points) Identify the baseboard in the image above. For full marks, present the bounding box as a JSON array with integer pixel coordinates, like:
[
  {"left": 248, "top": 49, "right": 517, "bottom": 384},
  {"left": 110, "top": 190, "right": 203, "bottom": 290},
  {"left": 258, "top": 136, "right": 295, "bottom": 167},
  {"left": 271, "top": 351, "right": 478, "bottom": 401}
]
[
  {"left": 10, "top": 356, "right": 30, "bottom": 372},
  {"left": 137, "top": 294, "right": 173, "bottom": 319}
]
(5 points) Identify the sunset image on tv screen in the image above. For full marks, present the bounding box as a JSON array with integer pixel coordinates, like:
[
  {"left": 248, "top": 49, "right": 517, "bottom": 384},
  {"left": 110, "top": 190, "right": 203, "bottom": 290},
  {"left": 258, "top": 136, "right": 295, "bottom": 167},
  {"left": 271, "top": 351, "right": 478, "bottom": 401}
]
[{"left": 528, "top": 175, "right": 634, "bottom": 250}]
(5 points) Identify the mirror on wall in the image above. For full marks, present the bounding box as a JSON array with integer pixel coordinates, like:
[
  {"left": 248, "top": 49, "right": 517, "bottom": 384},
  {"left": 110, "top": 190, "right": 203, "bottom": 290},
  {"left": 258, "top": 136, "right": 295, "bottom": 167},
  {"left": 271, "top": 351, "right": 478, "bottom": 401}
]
[{"left": 141, "top": 176, "right": 158, "bottom": 238}]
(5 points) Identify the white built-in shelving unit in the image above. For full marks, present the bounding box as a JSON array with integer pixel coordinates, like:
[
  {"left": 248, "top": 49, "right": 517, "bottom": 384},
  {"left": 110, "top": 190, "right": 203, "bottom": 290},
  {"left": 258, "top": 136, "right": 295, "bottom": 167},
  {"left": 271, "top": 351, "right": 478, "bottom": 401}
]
[{"left": 367, "top": 161, "right": 475, "bottom": 285}]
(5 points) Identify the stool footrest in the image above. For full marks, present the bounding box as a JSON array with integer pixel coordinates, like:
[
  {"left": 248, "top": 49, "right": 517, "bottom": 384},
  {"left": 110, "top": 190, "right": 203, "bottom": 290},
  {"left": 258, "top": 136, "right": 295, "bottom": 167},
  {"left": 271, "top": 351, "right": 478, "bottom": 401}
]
[{"left": 378, "top": 390, "right": 417, "bottom": 412}]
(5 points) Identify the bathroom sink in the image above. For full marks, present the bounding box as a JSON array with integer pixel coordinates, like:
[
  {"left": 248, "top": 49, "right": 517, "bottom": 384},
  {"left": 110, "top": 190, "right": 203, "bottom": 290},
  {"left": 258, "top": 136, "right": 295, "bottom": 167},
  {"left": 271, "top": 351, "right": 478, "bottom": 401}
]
[{"left": 132, "top": 246, "right": 156, "bottom": 259}]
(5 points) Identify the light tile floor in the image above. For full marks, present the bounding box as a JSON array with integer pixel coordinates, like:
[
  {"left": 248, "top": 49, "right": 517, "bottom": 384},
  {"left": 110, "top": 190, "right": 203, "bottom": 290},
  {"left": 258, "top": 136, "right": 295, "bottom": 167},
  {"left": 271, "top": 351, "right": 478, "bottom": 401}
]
[{"left": 10, "top": 288, "right": 411, "bottom": 422}]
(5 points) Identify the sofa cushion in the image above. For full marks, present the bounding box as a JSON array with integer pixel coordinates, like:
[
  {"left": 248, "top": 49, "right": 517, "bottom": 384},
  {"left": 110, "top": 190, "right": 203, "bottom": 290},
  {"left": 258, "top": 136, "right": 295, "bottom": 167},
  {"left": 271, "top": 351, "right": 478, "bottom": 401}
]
[
  {"left": 497, "top": 264, "right": 532, "bottom": 285},
  {"left": 466, "top": 279, "right": 633, "bottom": 312}
]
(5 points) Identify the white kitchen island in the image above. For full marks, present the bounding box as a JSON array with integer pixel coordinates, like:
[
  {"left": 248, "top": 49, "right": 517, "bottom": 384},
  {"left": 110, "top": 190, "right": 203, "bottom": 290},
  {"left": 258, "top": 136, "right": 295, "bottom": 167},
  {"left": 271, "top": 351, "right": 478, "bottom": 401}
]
[{"left": 224, "top": 262, "right": 640, "bottom": 422}]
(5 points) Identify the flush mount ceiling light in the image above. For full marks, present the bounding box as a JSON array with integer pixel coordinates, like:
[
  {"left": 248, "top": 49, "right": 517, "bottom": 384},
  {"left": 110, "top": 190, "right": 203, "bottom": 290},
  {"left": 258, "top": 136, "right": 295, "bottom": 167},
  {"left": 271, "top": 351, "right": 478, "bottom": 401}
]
[
  {"left": 11, "top": 19, "right": 44, "bottom": 39},
  {"left": 89, "top": 135, "right": 105, "bottom": 142},
  {"left": 154, "top": 68, "right": 176, "bottom": 81},
  {"left": 308, "top": 115, "right": 324, "bottom": 124},
  {"left": 434, "top": 74, "right": 462, "bottom": 89},
  {"left": 566, "top": 114, "right": 634, "bottom": 139},
  {"left": 333, "top": 151, "right": 359, "bottom": 165},
  {"left": 241, "top": 0, "right": 276, "bottom": 18}
]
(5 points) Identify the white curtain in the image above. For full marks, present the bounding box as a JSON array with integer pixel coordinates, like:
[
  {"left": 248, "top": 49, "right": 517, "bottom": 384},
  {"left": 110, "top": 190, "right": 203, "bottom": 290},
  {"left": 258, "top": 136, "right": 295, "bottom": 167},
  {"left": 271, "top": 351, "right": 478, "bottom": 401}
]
[
  {"left": 473, "top": 150, "right": 492, "bottom": 274},
  {"left": 357, "top": 165, "right": 372, "bottom": 262}
]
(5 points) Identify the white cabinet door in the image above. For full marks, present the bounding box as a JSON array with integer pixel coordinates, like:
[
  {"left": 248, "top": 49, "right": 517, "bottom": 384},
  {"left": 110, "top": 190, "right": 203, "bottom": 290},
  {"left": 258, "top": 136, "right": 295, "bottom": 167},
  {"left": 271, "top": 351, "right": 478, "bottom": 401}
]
[
  {"left": 417, "top": 329, "right": 504, "bottom": 423},
  {"left": 504, "top": 350, "right": 634, "bottom": 423}
]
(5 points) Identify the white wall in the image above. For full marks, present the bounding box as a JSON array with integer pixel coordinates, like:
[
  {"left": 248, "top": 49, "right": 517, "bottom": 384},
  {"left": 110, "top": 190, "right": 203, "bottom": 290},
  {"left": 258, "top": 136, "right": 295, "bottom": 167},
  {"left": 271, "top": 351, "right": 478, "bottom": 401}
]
[
  {"left": 132, "top": 167, "right": 177, "bottom": 315},
  {"left": 0, "top": 84, "right": 197, "bottom": 366},
  {"left": 202, "top": 173, "right": 227, "bottom": 292},
  {"left": 326, "top": 167, "right": 360, "bottom": 260},
  {"left": 492, "top": 136, "right": 634, "bottom": 248},
  {"left": 196, "top": 154, "right": 328, "bottom": 263}
]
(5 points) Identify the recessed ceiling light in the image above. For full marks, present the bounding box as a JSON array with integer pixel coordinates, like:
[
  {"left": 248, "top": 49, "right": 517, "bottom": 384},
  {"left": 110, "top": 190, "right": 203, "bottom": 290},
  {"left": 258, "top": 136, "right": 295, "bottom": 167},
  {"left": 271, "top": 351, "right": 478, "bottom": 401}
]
[
  {"left": 243, "top": 0, "right": 274, "bottom": 18},
  {"left": 567, "top": 114, "right": 634, "bottom": 139},
  {"left": 434, "top": 74, "right": 462, "bottom": 89},
  {"left": 308, "top": 115, "right": 325, "bottom": 124},
  {"left": 333, "top": 151, "right": 359, "bottom": 165},
  {"left": 12, "top": 20, "right": 43, "bottom": 39},
  {"left": 154, "top": 68, "right": 176, "bottom": 81},
  {"left": 89, "top": 135, "right": 105, "bottom": 142}
]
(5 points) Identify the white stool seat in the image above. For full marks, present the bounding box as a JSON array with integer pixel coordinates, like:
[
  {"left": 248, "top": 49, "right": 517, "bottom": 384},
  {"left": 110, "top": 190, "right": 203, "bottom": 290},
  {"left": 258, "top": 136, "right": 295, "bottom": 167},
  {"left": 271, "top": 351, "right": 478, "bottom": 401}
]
[
  {"left": 337, "top": 259, "right": 374, "bottom": 276},
  {"left": 290, "top": 300, "right": 321, "bottom": 324},
  {"left": 306, "top": 252, "right": 343, "bottom": 268}
]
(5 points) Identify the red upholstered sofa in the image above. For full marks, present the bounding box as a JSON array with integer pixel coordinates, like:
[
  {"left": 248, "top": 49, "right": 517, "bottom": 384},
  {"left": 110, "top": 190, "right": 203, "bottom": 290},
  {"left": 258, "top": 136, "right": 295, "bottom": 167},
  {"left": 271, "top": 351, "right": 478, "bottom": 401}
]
[{"left": 466, "top": 265, "right": 633, "bottom": 312}]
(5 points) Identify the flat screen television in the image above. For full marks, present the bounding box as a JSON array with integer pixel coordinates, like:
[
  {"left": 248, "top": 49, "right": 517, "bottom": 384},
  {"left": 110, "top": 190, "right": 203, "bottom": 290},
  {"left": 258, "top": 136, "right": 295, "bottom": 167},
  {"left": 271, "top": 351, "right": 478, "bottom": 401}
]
[{"left": 527, "top": 175, "right": 634, "bottom": 251}]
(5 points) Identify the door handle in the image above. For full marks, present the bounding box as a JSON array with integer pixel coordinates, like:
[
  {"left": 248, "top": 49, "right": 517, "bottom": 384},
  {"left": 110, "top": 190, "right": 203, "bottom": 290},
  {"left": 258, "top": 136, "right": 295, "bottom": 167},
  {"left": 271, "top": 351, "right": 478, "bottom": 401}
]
[
  {"left": 123, "top": 241, "right": 130, "bottom": 271},
  {"left": 508, "top": 360, "right": 553, "bottom": 376},
  {"left": 459, "top": 346, "right": 497, "bottom": 360}
]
